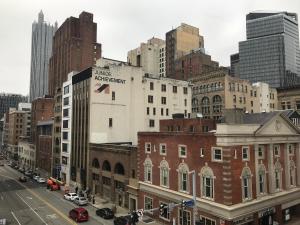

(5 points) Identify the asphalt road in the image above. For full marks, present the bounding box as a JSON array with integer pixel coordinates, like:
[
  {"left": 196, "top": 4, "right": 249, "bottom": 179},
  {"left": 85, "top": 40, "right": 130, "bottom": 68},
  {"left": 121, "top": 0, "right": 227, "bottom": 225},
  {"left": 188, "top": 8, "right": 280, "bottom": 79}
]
[{"left": 0, "top": 164, "right": 114, "bottom": 225}]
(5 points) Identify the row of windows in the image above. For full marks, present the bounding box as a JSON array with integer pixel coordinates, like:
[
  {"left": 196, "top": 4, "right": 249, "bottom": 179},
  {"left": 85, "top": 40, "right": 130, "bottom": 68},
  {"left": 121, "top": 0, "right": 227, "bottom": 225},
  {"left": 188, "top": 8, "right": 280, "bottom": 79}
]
[
  {"left": 193, "top": 83, "right": 223, "bottom": 94},
  {"left": 146, "top": 107, "right": 169, "bottom": 116},
  {"left": 149, "top": 82, "right": 188, "bottom": 94}
]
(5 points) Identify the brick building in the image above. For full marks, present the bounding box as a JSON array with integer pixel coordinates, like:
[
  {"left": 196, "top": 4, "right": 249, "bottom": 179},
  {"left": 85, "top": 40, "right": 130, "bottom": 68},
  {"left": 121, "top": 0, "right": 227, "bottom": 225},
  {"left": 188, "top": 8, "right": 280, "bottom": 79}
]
[
  {"left": 138, "top": 110, "right": 300, "bottom": 225},
  {"left": 174, "top": 49, "right": 219, "bottom": 81},
  {"left": 89, "top": 143, "right": 138, "bottom": 211}
]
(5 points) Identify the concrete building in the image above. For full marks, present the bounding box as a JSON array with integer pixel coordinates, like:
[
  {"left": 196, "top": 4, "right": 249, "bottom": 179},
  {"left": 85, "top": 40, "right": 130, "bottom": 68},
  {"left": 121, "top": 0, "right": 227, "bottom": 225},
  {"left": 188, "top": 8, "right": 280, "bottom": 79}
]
[
  {"left": 18, "top": 137, "right": 35, "bottom": 170},
  {"left": 0, "top": 93, "right": 28, "bottom": 121},
  {"left": 29, "top": 11, "right": 57, "bottom": 102},
  {"left": 48, "top": 11, "right": 102, "bottom": 178},
  {"left": 190, "top": 68, "right": 277, "bottom": 120},
  {"left": 239, "top": 11, "right": 300, "bottom": 88},
  {"left": 128, "top": 37, "right": 165, "bottom": 77},
  {"left": 138, "top": 110, "right": 300, "bottom": 225},
  {"left": 174, "top": 48, "right": 219, "bottom": 81},
  {"left": 166, "top": 23, "right": 204, "bottom": 78},
  {"left": 65, "top": 58, "right": 191, "bottom": 188}
]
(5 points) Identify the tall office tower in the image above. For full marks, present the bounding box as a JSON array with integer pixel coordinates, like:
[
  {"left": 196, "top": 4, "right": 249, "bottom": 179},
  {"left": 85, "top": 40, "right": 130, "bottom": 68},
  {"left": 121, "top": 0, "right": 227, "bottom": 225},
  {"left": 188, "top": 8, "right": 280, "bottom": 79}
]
[
  {"left": 48, "top": 11, "right": 101, "bottom": 178},
  {"left": 0, "top": 93, "right": 28, "bottom": 120},
  {"left": 127, "top": 37, "right": 165, "bottom": 77},
  {"left": 230, "top": 53, "right": 240, "bottom": 77},
  {"left": 166, "top": 23, "right": 204, "bottom": 78},
  {"left": 239, "top": 11, "right": 300, "bottom": 88},
  {"left": 29, "top": 11, "right": 57, "bottom": 102}
]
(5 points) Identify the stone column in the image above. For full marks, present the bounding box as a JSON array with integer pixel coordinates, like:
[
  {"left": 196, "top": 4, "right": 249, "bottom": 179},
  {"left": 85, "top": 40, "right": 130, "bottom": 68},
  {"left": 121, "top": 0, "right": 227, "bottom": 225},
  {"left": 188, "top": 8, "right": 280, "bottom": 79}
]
[
  {"left": 296, "top": 143, "right": 300, "bottom": 186},
  {"left": 284, "top": 143, "right": 290, "bottom": 190},
  {"left": 254, "top": 144, "right": 259, "bottom": 198},
  {"left": 268, "top": 144, "right": 275, "bottom": 193}
]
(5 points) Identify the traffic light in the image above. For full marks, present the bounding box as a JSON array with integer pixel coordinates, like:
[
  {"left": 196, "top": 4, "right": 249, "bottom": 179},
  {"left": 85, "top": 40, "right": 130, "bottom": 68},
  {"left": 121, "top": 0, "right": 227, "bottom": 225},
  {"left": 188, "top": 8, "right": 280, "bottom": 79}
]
[
  {"left": 131, "top": 211, "right": 139, "bottom": 225},
  {"left": 159, "top": 203, "right": 168, "bottom": 217},
  {"left": 181, "top": 200, "right": 186, "bottom": 210}
]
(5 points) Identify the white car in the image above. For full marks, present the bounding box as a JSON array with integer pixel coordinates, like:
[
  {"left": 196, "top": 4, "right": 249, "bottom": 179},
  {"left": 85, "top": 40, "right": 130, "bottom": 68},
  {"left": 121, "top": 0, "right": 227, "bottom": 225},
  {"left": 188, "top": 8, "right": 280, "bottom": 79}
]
[
  {"left": 73, "top": 197, "right": 88, "bottom": 206},
  {"left": 64, "top": 193, "right": 78, "bottom": 201},
  {"left": 37, "top": 177, "right": 46, "bottom": 183},
  {"left": 33, "top": 175, "right": 39, "bottom": 181}
]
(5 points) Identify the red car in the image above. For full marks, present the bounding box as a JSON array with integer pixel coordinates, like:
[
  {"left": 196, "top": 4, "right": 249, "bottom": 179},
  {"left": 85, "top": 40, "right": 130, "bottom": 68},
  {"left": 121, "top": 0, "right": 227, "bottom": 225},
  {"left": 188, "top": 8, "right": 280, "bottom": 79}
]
[{"left": 69, "top": 208, "right": 89, "bottom": 222}]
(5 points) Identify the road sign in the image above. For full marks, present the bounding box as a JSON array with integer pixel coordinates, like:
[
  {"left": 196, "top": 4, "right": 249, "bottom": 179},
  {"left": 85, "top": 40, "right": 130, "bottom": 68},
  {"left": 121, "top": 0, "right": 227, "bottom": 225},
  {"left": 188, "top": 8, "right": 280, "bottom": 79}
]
[{"left": 185, "top": 200, "right": 194, "bottom": 207}]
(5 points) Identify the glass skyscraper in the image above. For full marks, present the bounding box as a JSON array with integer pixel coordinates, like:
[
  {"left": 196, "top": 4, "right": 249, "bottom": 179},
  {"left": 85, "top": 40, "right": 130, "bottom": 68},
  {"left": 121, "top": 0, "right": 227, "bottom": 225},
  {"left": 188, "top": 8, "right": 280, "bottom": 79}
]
[{"left": 239, "top": 12, "right": 300, "bottom": 88}]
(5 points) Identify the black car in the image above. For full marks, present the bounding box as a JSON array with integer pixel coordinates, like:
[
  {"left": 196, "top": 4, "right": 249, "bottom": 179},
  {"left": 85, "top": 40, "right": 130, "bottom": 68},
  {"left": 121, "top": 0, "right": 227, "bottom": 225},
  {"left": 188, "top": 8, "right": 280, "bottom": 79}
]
[
  {"left": 113, "top": 215, "right": 132, "bottom": 225},
  {"left": 96, "top": 208, "right": 114, "bottom": 219},
  {"left": 19, "top": 176, "right": 27, "bottom": 182}
]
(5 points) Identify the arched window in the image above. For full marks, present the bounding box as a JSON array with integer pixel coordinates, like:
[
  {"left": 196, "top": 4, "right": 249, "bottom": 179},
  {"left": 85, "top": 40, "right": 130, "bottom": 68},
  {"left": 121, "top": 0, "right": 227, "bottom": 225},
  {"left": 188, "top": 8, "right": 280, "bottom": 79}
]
[
  {"left": 274, "top": 161, "right": 282, "bottom": 191},
  {"left": 144, "top": 158, "right": 153, "bottom": 183},
  {"left": 160, "top": 160, "right": 169, "bottom": 187},
  {"left": 201, "top": 97, "right": 210, "bottom": 115},
  {"left": 102, "top": 160, "right": 111, "bottom": 171},
  {"left": 192, "top": 98, "right": 199, "bottom": 107},
  {"left": 178, "top": 163, "right": 189, "bottom": 192},
  {"left": 289, "top": 160, "right": 296, "bottom": 187},
  {"left": 212, "top": 95, "right": 222, "bottom": 113},
  {"left": 200, "top": 166, "right": 215, "bottom": 199},
  {"left": 257, "top": 164, "right": 266, "bottom": 195},
  {"left": 114, "top": 163, "right": 125, "bottom": 175},
  {"left": 92, "top": 158, "right": 100, "bottom": 168},
  {"left": 241, "top": 167, "right": 252, "bottom": 201}
]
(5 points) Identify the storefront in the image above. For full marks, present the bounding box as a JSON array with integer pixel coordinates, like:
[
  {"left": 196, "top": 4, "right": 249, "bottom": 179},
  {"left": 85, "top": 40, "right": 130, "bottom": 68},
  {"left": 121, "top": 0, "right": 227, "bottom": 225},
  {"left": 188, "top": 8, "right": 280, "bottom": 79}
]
[
  {"left": 258, "top": 207, "right": 275, "bottom": 225},
  {"left": 232, "top": 214, "right": 254, "bottom": 225}
]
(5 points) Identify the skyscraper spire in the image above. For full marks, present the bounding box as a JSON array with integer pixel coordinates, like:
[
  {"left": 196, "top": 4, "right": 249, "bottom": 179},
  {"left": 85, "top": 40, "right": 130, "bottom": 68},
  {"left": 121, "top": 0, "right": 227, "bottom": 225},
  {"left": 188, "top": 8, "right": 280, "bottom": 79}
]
[{"left": 38, "top": 10, "right": 44, "bottom": 23}]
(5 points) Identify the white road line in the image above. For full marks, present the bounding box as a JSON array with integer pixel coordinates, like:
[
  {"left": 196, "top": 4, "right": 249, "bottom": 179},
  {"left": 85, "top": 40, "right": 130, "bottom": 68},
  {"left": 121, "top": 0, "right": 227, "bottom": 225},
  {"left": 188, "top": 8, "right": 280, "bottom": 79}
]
[
  {"left": 16, "top": 193, "right": 48, "bottom": 225},
  {"left": 11, "top": 211, "right": 22, "bottom": 225}
]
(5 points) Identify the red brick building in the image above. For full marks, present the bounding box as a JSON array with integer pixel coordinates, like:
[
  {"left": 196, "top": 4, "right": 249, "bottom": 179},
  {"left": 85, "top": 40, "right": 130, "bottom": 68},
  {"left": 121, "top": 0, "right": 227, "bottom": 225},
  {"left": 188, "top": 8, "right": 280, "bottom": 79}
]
[{"left": 138, "top": 111, "right": 300, "bottom": 225}]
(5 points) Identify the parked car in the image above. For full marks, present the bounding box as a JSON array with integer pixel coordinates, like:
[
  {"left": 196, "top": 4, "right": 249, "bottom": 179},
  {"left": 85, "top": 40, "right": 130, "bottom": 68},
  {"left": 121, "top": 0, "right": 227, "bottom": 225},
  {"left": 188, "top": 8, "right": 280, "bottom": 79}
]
[
  {"left": 64, "top": 193, "right": 78, "bottom": 201},
  {"left": 37, "top": 177, "right": 46, "bottom": 183},
  {"left": 18, "top": 167, "right": 25, "bottom": 173},
  {"left": 114, "top": 216, "right": 132, "bottom": 225},
  {"left": 50, "top": 182, "right": 60, "bottom": 191},
  {"left": 19, "top": 176, "right": 27, "bottom": 182},
  {"left": 74, "top": 197, "right": 88, "bottom": 206},
  {"left": 96, "top": 208, "right": 115, "bottom": 219},
  {"left": 33, "top": 175, "right": 39, "bottom": 181},
  {"left": 69, "top": 208, "right": 89, "bottom": 222},
  {"left": 25, "top": 170, "right": 32, "bottom": 176}
]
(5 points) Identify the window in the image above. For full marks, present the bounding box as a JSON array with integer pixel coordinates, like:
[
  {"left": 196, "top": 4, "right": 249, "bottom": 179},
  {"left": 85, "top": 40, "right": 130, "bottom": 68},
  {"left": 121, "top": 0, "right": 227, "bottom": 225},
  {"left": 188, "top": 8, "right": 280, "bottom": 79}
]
[
  {"left": 173, "top": 86, "right": 177, "bottom": 93},
  {"left": 109, "top": 118, "right": 113, "bottom": 127},
  {"left": 184, "top": 99, "right": 187, "bottom": 106},
  {"left": 178, "top": 163, "right": 189, "bottom": 192},
  {"left": 241, "top": 167, "right": 252, "bottom": 201},
  {"left": 144, "top": 196, "right": 153, "bottom": 211},
  {"left": 166, "top": 108, "right": 169, "bottom": 116},
  {"left": 112, "top": 91, "right": 115, "bottom": 100},
  {"left": 64, "top": 85, "right": 69, "bottom": 94},
  {"left": 144, "top": 159, "right": 152, "bottom": 183},
  {"left": 183, "top": 87, "right": 188, "bottom": 94},
  {"left": 258, "top": 146, "right": 264, "bottom": 159},
  {"left": 201, "top": 166, "right": 214, "bottom": 199},
  {"left": 160, "top": 160, "right": 169, "bottom": 187},
  {"left": 62, "top": 156, "right": 68, "bottom": 165},
  {"left": 150, "top": 82, "right": 154, "bottom": 90},
  {"left": 63, "top": 109, "right": 69, "bottom": 117},
  {"left": 161, "top": 84, "right": 166, "bottom": 92},
  {"left": 258, "top": 165, "right": 266, "bottom": 195},
  {"left": 199, "top": 216, "right": 216, "bottom": 225},
  {"left": 63, "top": 97, "right": 69, "bottom": 106},
  {"left": 160, "top": 144, "right": 167, "bottom": 155},
  {"left": 212, "top": 147, "right": 222, "bottom": 161},
  {"left": 62, "top": 143, "right": 68, "bottom": 152},
  {"left": 179, "top": 209, "right": 191, "bottom": 225},
  {"left": 62, "top": 132, "right": 68, "bottom": 140},
  {"left": 274, "top": 162, "right": 282, "bottom": 191},
  {"left": 242, "top": 146, "right": 249, "bottom": 161},
  {"left": 149, "top": 119, "right": 155, "bottom": 127},
  {"left": 147, "top": 107, "right": 150, "bottom": 115},
  {"left": 145, "top": 143, "right": 151, "bottom": 153},
  {"left": 288, "top": 144, "right": 294, "bottom": 155},
  {"left": 161, "top": 108, "right": 164, "bottom": 116},
  {"left": 200, "top": 148, "right": 204, "bottom": 157},
  {"left": 148, "top": 95, "right": 153, "bottom": 103},
  {"left": 274, "top": 145, "right": 280, "bottom": 157},
  {"left": 63, "top": 120, "right": 68, "bottom": 129},
  {"left": 178, "top": 145, "right": 187, "bottom": 158},
  {"left": 161, "top": 97, "right": 167, "bottom": 105},
  {"left": 153, "top": 108, "right": 156, "bottom": 115}
]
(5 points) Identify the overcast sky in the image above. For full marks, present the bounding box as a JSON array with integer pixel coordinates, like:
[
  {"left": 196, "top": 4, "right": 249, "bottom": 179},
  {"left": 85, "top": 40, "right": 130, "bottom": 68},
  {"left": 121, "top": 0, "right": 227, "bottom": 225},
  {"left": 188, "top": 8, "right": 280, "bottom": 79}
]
[{"left": 0, "top": 0, "right": 299, "bottom": 96}]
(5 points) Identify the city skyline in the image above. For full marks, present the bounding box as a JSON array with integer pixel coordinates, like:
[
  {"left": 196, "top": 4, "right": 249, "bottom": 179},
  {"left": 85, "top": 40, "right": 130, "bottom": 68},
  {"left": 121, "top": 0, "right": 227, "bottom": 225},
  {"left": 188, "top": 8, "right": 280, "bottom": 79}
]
[{"left": 0, "top": 0, "right": 299, "bottom": 95}]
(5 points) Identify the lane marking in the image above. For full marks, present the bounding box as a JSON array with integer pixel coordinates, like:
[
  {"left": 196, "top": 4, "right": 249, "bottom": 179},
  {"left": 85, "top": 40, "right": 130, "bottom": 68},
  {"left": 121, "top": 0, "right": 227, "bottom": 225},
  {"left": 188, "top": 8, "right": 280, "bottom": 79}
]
[
  {"left": 0, "top": 173, "right": 76, "bottom": 225},
  {"left": 11, "top": 211, "right": 21, "bottom": 225},
  {"left": 16, "top": 192, "right": 48, "bottom": 225}
]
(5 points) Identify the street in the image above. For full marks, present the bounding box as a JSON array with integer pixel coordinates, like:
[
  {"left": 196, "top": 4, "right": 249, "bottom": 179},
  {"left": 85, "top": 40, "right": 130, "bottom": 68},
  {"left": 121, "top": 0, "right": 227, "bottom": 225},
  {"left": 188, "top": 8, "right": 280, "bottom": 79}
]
[{"left": 0, "top": 164, "right": 114, "bottom": 225}]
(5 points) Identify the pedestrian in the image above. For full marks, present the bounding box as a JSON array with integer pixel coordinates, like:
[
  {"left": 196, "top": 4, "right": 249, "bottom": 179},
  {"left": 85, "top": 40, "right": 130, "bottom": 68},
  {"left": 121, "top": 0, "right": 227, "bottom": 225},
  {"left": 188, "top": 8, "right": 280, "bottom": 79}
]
[
  {"left": 92, "top": 195, "right": 95, "bottom": 204},
  {"left": 75, "top": 186, "right": 78, "bottom": 194}
]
